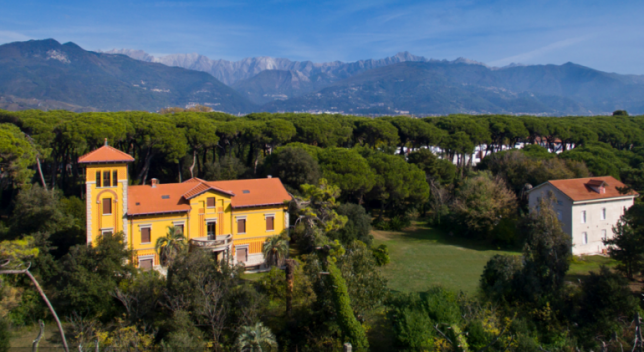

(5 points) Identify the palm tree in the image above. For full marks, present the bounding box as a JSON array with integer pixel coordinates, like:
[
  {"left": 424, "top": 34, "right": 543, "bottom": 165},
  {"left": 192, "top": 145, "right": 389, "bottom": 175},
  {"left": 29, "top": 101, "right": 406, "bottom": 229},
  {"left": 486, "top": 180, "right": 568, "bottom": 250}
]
[
  {"left": 155, "top": 226, "right": 186, "bottom": 266},
  {"left": 262, "top": 233, "right": 289, "bottom": 268},
  {"left": 235, "top": 322, "right": 277, "bottom": 352}
]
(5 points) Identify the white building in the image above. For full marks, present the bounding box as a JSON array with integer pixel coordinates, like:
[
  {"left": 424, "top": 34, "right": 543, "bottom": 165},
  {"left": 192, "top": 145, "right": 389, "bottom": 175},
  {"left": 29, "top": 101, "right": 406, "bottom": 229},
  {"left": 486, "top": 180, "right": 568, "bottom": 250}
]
[{"left": 527, "top": 176, "right": 639, "bottom": 255}]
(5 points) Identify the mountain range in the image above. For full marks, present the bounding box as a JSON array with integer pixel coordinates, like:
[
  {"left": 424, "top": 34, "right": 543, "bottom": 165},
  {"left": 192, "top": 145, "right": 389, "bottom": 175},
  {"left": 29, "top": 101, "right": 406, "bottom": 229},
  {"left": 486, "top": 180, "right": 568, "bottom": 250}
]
[
  {"left": 0, "top": 39, "right": 254, "bottom": 113},
  {"left": 2, "top": 39, "right": 644, "bottom": 115}
]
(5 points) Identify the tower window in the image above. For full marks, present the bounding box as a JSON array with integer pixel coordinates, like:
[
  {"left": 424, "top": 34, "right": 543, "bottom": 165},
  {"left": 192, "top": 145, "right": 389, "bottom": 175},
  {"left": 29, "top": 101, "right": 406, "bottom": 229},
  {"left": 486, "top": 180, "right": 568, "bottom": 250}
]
[
  {"left": 112, "top": 170, "right": 118, "bottom": 187},
  {"left": 103, "top": 171, "right": 111, "bottom": 187},
  {"left": 96, "top": 171, "right": 101, "bottom": 187}
]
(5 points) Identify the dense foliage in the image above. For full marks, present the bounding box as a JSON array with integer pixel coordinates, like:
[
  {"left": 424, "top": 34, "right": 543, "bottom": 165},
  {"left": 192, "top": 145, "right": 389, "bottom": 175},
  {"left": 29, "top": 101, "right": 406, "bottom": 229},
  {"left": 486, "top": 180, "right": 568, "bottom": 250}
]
[{"left": 0, "top": 110, "right": 643, "bottom": 350}]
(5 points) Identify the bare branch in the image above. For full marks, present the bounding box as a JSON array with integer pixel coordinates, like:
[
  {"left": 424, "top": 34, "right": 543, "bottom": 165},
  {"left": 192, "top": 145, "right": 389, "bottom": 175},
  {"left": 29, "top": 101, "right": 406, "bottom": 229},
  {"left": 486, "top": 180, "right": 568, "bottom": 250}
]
[{"left": 0, "top": 266, "right": 69, "bottom": 352}]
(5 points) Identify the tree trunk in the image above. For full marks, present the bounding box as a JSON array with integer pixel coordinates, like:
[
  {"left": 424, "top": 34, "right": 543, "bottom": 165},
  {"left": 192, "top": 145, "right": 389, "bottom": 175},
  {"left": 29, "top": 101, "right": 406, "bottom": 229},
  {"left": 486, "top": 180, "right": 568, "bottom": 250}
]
[
  {"left": 137, "top": 150, "right": 154, "bottom": 185},
  {"left": 285, "top": 259, "right": 296, "bottom": 318},
  {"left": 36, "top": 157, "right": 47, "bottom": 191},
  {"left": 189, "top": 150, "right": 197, "bottom": 179}
]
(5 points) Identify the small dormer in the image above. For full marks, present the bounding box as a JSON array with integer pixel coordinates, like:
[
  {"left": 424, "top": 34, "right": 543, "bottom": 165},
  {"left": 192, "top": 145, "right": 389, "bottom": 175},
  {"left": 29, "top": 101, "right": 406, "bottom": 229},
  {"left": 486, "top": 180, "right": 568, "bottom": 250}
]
[{"left": 586, "top": 179, "right": 607, "bottom": 194}]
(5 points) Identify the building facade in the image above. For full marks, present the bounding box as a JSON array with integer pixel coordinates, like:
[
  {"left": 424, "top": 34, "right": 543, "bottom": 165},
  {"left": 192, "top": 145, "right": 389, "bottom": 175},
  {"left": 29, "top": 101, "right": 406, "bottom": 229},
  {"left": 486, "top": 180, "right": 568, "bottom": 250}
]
[
  {"left": 527, "top": 176, "right": 639, "bottom": 255},
  {"left": 79, "top": 142, "right": 291, "bottom": 270}
]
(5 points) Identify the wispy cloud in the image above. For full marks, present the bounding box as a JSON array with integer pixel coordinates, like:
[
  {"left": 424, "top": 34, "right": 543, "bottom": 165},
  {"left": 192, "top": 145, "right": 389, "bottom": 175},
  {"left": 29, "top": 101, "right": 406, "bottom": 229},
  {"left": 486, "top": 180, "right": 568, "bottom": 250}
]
[
  {"left": 0, "top": 30, "right": 31, "bottom": 44},
  {"left": 488, "top": 35, "right": 594, "bottom": 67}
]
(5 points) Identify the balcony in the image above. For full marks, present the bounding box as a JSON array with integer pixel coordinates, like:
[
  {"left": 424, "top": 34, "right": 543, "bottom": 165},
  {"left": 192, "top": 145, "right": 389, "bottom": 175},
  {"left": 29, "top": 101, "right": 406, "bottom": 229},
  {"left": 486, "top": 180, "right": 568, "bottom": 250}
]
[{"left": 189, "top": 234, "right": 233, "bottom": 251}]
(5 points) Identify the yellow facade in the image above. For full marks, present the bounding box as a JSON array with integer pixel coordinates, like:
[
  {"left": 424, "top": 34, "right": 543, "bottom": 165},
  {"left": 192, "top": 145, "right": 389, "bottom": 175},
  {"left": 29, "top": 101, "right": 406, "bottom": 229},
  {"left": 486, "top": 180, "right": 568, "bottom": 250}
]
[
  {"left": 84, "top": 160, "right": 289, "bottom": 270},
  {"left": 85, "top": 163, "right": 129, "bottom": 245}
]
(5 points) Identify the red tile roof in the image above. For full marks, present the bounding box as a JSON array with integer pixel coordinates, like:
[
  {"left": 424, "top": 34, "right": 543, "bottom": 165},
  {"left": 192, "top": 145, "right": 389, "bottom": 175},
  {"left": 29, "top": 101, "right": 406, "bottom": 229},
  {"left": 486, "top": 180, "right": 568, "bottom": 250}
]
[
  {"left": 79, "top": 145, "right": 135, "bottom": 164},
  {"left": 182, "top": 181, "right": 235, "bottom": 199},
  {"left": 207, "top": 178, "right": 291, "bottom": 208},
  {"left": 545, "top": 176, "right": 638, "bottom": 201},
  {"left": 127, "top": 177, "right": 291, "bottom": 216},
  {"left": 128, "top": 183, "right": 192, "bottom": 216}
]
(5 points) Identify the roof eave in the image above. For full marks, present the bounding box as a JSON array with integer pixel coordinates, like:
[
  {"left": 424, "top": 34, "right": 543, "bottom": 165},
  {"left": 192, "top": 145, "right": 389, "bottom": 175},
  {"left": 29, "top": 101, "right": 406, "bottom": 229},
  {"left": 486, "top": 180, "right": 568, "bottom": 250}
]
[
  {"left": 232, "top": 201, "right": 290, "bottom": 209},
  {"left": 79, "top": 159, "right": 134, "bottom": 165},
  {"left": 127, "top": 210, "right": 189, "bottom": 217}
]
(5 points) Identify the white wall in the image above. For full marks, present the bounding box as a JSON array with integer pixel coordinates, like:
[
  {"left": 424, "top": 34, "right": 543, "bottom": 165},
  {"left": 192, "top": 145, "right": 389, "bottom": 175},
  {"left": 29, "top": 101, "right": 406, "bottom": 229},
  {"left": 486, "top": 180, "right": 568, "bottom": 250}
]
[
  {"left": 528, "top": 184, "right": 636, "bottom": 255},
  {"left": 571, "top": 198, "right": 634, "bottom": 255}
]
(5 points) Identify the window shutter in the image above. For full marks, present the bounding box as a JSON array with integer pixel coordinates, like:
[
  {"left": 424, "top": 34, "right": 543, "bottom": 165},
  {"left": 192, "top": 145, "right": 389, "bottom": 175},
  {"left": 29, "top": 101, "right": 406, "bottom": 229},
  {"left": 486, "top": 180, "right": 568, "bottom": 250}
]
[
  {"left": 141, "top": 228, "right": 151, "bottom": 243},
  {"left": 238, "top": 219, "right": 246, "bottom": 233},
  {"left": 103, "top": 198, "right": 112, "bottom": 214},
  {"left": 112, "top": 170, "right": 118, "bottom": 187},
  {"left": 266, "top": 216, "right": 274, "bottom": 231},
  {"left": 103, "top": 171, "right": 110, "bottom": 187},
  {"left": 237, "top": 248, "right": 248, "bottom": 263},
  {"left": 139, "top": 259, "right": 153, "bottom": 270},
  {"left": 96, "top": 171, "right": 101, "bottom": 187},
  {"left": 207, "top": 197, "right": 215, "bottom": 207}
]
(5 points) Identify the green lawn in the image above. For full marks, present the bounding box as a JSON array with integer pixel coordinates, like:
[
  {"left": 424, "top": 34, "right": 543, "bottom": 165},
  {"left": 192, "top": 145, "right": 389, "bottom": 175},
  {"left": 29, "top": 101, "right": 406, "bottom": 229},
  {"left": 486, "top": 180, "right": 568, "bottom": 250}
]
[{"left": 373, "top": 222, "right": 617, "bottom": 294}]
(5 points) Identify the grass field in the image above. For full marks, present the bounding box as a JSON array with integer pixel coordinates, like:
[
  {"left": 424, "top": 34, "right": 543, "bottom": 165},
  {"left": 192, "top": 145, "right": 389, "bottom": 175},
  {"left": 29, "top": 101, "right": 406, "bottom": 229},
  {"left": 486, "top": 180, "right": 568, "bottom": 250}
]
[{"left": 373, "top": 222, "right": 618, "bottom": 294}]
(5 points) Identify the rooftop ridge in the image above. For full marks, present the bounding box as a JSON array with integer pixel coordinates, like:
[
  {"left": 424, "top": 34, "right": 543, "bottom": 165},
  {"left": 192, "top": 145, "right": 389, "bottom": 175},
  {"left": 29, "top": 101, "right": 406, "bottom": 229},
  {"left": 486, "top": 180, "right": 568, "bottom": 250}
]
[{"left": 78, "top": 145, "right": 135, "bottom": 164}]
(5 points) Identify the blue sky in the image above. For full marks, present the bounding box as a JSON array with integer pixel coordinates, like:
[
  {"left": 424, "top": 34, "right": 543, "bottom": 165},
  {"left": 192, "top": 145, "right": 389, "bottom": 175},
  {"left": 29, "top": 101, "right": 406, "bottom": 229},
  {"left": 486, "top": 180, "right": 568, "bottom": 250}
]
[{"left": 2, "top": 0, "right": 644, "bottom": 74}]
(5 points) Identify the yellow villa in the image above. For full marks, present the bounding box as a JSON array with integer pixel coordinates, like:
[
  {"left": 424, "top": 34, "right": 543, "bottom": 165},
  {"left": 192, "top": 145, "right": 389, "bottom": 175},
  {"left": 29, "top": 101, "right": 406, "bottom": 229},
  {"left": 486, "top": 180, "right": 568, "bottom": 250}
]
[{"left": 78, "top": 141, "right": 291, "bottom": 271}]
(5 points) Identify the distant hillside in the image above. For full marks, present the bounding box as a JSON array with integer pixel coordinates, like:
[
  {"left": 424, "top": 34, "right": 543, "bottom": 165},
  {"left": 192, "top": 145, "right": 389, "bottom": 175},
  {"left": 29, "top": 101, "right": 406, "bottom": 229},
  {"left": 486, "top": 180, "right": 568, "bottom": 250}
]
[
  {"left": 262, "top": 61, "right": 644, "bottom": 115},
  {"left": 0, "top": 39, "right": 256, "bottom": 113}
]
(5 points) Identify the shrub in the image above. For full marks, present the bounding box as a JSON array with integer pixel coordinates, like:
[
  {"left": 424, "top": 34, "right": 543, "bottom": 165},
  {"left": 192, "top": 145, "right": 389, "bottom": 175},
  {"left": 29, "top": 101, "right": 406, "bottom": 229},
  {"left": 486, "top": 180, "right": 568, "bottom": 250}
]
[
  {"left": 480, "top": 254, "right": 522, "bottom": 301},
  {"left": 328, "top": 203, "right": 372, "bottom": 246},
  {"left": 372, "top": 244, "right": 390, "bottom": 266}
]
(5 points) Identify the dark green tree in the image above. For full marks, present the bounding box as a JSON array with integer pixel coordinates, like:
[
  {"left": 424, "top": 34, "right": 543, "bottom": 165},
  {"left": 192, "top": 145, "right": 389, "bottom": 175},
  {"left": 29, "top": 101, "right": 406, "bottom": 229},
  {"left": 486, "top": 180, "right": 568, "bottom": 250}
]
[
  {"left": 515, "top": 196, "right": 571, "bottom": 302},
  {"left": 603, "top": 204, "right": 644, "bottom": 280},
  {"left": 265, "top": 147, "right": 320, "bottom": 192},
  {"left": 408, "top": 148, "right": 456, "bottom": 185},
  {"left": 318, "top": 148, "right": 375, "bottom": 204},
  {"left": 56, "top": 232, "right": 135, "bottom": 318},
  {"left": 327, "top": 203, "right": 372, "bottom": 246},
  {"left": 577, "top": 266, "right": 638, "bottom": 341}
]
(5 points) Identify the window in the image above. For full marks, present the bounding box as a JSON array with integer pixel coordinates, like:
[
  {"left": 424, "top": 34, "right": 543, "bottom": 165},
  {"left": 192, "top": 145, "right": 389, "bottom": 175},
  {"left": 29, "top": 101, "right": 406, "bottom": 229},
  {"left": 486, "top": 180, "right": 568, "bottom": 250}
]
[
  {"left": 237, "top": 219, "right": 246, "bottom": 234},
  {"left": 139, "top": 258, "right": 153, "bottom": 270},
  {"left": 601, "top": 229, "right": 608, "bottom": 241},
  {"left": 207, "top": 197, "right": 215, "bottom": 208},
  {"left": 141, "top": 227, "right": 151, "bottom": 243},
  {"left": 96, "top": 171, "right": 101, "bottom": 187},
  {"left": 174, "top": 224, "right": 184, "bottom": 235},
  {"left": 266, "top": 216, "right": 274, "bottom": 231},
  {"left": 103, "top": 171, "right": 111, "bottom": 188},
  {"left": 101, "top": 228, "right": 113, "bottom": 237},
  {"left": 581, "top": 210, "right": 587, "bottom": 224},
  {"left": 112, "top": 170, "right": 118, "bottom": 187},
  {"left": 582, "top": 232, "right": 588, "bottom": 245},
  {"left": 207, "top": 222, "right": 217, "bottom": 239},
  {"left": 102, "top": 198, "right": 112, "bottom": 215},
  {"left": 237, "top": 247, "right": 248, "bottom": 263},
  {"left": 600, "top": 208, "right": 606, "bottom": 220}
]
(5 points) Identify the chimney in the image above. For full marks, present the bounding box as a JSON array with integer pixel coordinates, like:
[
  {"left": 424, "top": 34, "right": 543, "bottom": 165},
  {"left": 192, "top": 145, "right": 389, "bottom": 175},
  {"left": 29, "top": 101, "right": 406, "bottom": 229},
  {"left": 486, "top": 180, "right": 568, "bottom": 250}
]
[
  {"left": 267, "top": 175, "right": 272, "bottom": 178},
  {"left": 151, "top": 178, "right": 159, "bottom": 188},
  {"left": 104, "top": 138, "right": 108, "bottom": 146}
]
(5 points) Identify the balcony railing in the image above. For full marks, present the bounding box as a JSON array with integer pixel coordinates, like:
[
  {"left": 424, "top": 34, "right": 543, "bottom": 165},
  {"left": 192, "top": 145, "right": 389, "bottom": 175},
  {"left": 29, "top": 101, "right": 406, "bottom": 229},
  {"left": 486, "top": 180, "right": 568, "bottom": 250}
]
[{"left": 189, "top": 234, "right": 233, "bottom": 251}]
